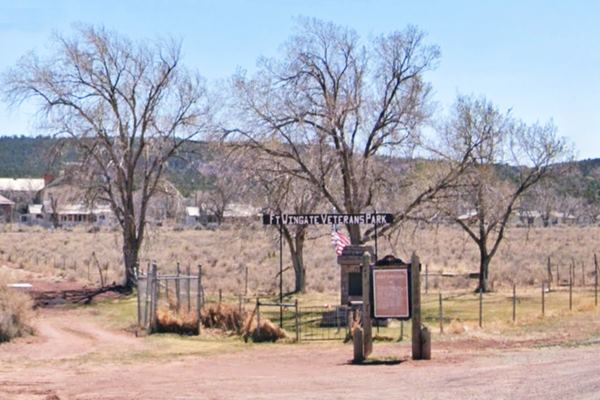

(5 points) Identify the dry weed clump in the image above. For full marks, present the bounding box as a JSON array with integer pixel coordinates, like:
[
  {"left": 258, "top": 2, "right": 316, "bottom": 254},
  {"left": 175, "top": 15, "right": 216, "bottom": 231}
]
[
  {"left": 155, "top": 308, "right": 198, "bottom": 335},
  {"left": 0, "top": 278, "right": 34, "bottom": 342},
  {"left": 242, "top": 318, "right": 287, "bottom": 343},
  {"left": 201, "top": 303, "right": 244, "bottom": 332},
  {"left": 447, "top": 319, "right": 467, "bottom": 334},
  {"left": 240, "top": 306, "right": 287, "bottom": 343}
]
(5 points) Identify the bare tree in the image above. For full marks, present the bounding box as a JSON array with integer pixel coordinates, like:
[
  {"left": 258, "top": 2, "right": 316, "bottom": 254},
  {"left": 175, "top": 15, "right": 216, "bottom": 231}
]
[
  {"left": 442, "top": 95, "right": 569, "bottom": 292},
  {"left": 3, "top": 26, "right": 212, "bottom": 289},
  {"left": 197, "top": 146, "right": 251, "bottom": 225},
  {"left": 227, "top": 18, "right": 469, "bottom": 244},
  {"left": 253, "top": 156, "right": 323, "bottom": 293}
]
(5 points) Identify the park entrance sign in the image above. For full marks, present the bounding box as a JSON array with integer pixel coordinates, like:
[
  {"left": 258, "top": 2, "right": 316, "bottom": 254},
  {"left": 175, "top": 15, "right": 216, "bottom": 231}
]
[{"left": 262, "top": 213, "right": 394, "bottom": 225}]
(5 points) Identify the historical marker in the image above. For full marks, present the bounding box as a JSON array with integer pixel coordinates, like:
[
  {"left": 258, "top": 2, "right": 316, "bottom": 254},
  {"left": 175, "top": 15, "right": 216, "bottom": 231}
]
[{"left": 372, "top": 268, "right": 411, "bottom": 320}]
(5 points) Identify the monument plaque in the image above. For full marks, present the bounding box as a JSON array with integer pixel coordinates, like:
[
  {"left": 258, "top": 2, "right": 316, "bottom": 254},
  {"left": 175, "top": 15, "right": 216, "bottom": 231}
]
[{"left": 372, "top": 268, "right": 411, "bottom": 319}]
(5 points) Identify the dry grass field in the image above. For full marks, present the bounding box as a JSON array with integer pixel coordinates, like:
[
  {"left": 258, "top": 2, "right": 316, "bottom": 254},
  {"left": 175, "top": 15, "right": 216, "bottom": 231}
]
[
  {"left": 0, "top": 222, "right": 598, "bottom": 296},
  {"left": 1, "top": 223, "right": 600, "bottom": 399}
]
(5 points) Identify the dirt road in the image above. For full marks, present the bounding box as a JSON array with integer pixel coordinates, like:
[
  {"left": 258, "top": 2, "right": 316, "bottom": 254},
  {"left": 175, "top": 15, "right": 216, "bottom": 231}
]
[{"left": 1, "top": 309, "right": 599, "bottom": 400}]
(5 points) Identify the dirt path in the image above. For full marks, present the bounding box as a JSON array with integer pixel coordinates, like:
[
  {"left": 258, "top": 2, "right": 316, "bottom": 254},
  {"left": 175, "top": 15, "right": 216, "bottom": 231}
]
[{"left": 1, "top": 309, "right": 600, "bottom": 399}]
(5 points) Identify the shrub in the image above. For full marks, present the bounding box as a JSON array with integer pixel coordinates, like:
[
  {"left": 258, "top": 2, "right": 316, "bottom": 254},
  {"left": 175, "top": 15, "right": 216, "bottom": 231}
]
[{"left": 0, "top": 280, "right": 34, "bottom": 343}]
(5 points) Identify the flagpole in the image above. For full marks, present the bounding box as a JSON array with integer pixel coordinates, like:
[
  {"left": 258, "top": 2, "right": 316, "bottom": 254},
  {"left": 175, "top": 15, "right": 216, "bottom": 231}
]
[
  {"left": 374, "top": 210, "right": 378, "bottom": 261},
  {"left": 279, "top": 216, "right": 283, "bottom": 327}
]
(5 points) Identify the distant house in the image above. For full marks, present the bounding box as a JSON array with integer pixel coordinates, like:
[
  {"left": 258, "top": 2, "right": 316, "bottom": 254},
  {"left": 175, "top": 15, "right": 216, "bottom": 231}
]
[
  {"left": 185, "top": 206, "right": 200, "bottom": 226},
  {"left": 222, "top": 203, "right": 260, "bottom": 223},
  {"left": 0, "top": 178, "right": 45, "bottom": 214},
  {"left": 0, "top": 194, "right": 15, "bottom": 223},
  {"left": 23, "top": 203, "right": 46, "bottom": 226},
  {"left": 518, "top": 210, "right": 542, "bottom": 227},
  {"left": 456, "top": 210, "right": 478, "bottom": 224},
  {"left": 50, "top": 203, "right": 115, "bottom": 227}
]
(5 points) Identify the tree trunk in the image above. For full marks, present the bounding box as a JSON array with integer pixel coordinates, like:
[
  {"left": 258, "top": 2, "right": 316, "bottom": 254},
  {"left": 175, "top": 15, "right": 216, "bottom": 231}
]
[
  {"left": 122, "top": 235, "right": 139, "bottom": 290},
  {"left": 282, "top": 226, "right": 307, "bottom": 294},
  {"left": 348, "top": 224, "right": 362, "bottom": 245},
  {"left": 477, "top": 254, "right": 490, "bottom": 293},
  {"left": 291, "top": 233, "right": 306, "bottom": 293}
]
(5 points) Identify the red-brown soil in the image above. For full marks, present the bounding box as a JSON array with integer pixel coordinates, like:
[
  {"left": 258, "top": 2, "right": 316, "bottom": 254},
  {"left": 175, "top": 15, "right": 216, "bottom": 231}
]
[{"left": 1, "top": 307, "right": 600, "bottom": 400}]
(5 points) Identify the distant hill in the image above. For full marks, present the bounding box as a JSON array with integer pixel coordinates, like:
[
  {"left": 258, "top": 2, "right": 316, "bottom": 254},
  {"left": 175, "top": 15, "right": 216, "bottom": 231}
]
[
  {"left": 0, "top": 136, "right": 213, "bottom": 197},
  {"left": 0, "top": 135, "right": 599, "bottom": 203}
]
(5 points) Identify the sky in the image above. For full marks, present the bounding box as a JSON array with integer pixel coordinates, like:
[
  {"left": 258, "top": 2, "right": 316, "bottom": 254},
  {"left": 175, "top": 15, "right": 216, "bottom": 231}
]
[{"left": 0, "top": 0, "right": 599, "bottom": 159}]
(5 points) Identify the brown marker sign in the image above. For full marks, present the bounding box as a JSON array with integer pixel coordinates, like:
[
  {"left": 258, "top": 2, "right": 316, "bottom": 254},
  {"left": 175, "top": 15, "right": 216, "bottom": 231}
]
[{"left": 372, "top": 268, "right": 411, "bottom": 319}]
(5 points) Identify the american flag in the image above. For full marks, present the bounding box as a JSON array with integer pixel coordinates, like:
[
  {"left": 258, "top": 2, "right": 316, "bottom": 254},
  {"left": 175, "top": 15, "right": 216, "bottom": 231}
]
[{"left": 331, "top": 226, "right": 351, "bottom": 256}]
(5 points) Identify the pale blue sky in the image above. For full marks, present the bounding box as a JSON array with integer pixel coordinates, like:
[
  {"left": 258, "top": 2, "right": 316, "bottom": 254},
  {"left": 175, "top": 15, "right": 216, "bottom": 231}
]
[{"left": 1, "top": 0, "right": 599, "bottom": 159}]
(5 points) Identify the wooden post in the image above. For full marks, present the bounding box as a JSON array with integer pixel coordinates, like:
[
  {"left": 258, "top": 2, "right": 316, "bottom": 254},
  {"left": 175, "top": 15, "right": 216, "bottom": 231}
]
[
  {"left": 238, "top": 294, "right": 243, "bottom": 316},
  {"left": 557, "top": 263, "right": 560, "bottom": 286},
  {"left": 149, "top": 263, "right": 158, "bottom": 333},
  {"left": 197, "top": 265, "right": 202, "bottom": 335},
  {"left": 136, "top": 274, "right": 142, "bottom": 327},
  {"left": 581, "top": 262, "right": 585, "bottom": 287},
  {"left": 144, "top": 263, "right": 152, "bottom": 328},
  {"left": 294, "top": 299, "right": 300, "bottom": 343},
  {"left": 541, "top": 281, "right": 545, "bottom": 316},
  {"left": 166, "top": 279, "right": 172, "bottom": 304},
  {"left": 411, "top": 252, "right": 422, "bottom": 360},
  {"left": 186, "top": 265, "right": 191, "bottom": 312},
  {"left": 175, "top": 263, "right": 181, "bottom": 313},
  {"left": 256, "top": 298, "right": 261, "bottom": 337},
  {"left": 438, "top": 292, "right": 443, "bottom": 334},
  {"left": 569, "top": 277, "right": 573, "bottom": 311},
  {"left": 547, "top": 257, "right": 553, "bottom": 291},
  {"left": 512, "top": 283, "right": 516, "bottom": 323},
  {"left": 353, "top": 327, "right": 365, "bottom": 363},
  {"left": 478, "top": 287, "right": 483, "bottom": 328},
  {"left": 361, "top": 252, "right": 373, "bottom": 357},
  {"left": 421, "top": 326, "right": 431, "bottom": 360},
  {"left": 245, "top": 266, "right": 249, "bottom": 296},
  {"left": 425, "top": 264, "right": 429, "bottom": 294},
  {"left": 594, "top": 253, "right": 598, "bottom": 307},
  {"left": 219, "top": 289, "right": 223, "bottom": 305}
]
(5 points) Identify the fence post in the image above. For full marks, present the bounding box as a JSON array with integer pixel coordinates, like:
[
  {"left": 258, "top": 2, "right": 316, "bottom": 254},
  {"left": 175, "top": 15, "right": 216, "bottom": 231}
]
[
  {"left": 144, "top": 262, "right": 152, "bottom": 328},
  {"left": 411, "top": 252, "right": 422, "bottom": 360},
  {"left": 245, "top": 266, "right": 249, "bottom": 296},
  {"left": 478, "top": 287, "right": 483, "bottom": 328},
  {"left": 557, "top": 263, "right": 560, "bottom": 286},
  {"left": 150, "top": 263, "right": 158, "bottom": 333},
  {"left": 187, "top": 265, "right": 191, "bottom": 312},
  {"left": 594, "top": 253, "right": 598, "bottom": 307},
  {"left": 165, "top": 279, "right": 170, "bottom": 304},
  {"left": 175, "top": 262, "right": 181, "bottom": 313},
  {"left": 512, "top": 283, "right": 516, "bottom": 323},
  {"left": 541, "top": 281, "right": 545, "bottom": 317},
  {"left": 256, "top": 298, "right": 261, "bottom": 337},
  {"left": 136, "top": 274, "right": 142, "bottom": 327},
  {"left": 569, "top": 277, "right": 573, "bottom": 311},
  {"left": 219, "top": 289, "right": 222, "bottom": 305},
  {"left": 439, "top": 292, "right": 443, "bottom": 334},
  {"left": 547, "top": 257, "right": 553, "bottom": 291},
  {"left": 362, "top": 252, "right": 373, "bottom": 357},
  {"left": 294, "top": 299, "right": 300, "bottom": 343},
  {"left": 425, "top": 264, "right": 429, "bottom": 294},
  {"left": 197, "top": 265, "right": 202, "bottom": 335}
]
